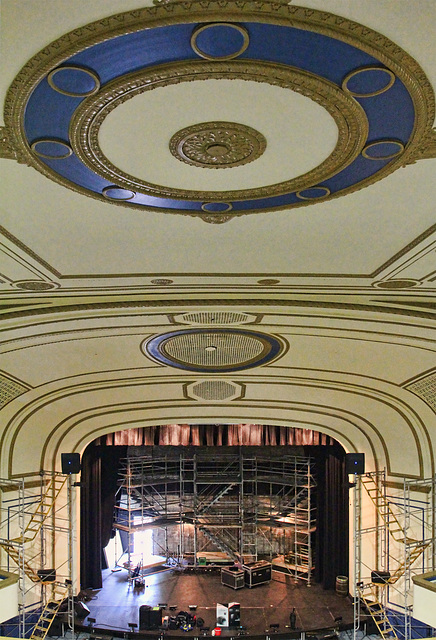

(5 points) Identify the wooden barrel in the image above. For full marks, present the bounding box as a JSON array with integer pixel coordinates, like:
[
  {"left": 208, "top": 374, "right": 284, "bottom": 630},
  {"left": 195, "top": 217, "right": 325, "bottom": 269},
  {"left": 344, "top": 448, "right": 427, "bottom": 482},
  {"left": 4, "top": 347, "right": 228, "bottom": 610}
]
[{"left": 335, "top": 575, "right": 349, "bottom": 597}]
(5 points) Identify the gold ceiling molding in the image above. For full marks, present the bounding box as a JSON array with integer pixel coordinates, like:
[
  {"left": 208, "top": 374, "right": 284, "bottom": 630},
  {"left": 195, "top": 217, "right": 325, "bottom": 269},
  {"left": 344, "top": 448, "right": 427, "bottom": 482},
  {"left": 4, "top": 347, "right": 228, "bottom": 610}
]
[
  {"left": 70, "top": 60, "right": 367, "bottom": 201},
  {"left": 0, "top": 126, "right": 17, "bottom": 161},
  {"left": 4, "top": 1, "right": 434, "bottom": 148},
  {"left": 197, "top": 211, "right": 235, "bottom": 224},
  {"left": 1, "top": 296, "right": 436, "bottom": 323},
  {"left": 191, "top": 22, "right": 250, "bottom": 60},
  {"left": 405, "top": 127, "right": 436, "bottom": 164},
  {"left": 169, "top": 121, "right": 267, "bottom": 169},
  {"left": 1, "top": 0, "right": 434, "bottom": 217}
]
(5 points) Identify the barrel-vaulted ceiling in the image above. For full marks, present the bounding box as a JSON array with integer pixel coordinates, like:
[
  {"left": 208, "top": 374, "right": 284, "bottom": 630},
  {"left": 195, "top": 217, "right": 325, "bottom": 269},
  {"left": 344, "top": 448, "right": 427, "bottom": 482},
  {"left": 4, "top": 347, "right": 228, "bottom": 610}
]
[{"left": 0, "top": 0, "right": 435, "bottom": 480}]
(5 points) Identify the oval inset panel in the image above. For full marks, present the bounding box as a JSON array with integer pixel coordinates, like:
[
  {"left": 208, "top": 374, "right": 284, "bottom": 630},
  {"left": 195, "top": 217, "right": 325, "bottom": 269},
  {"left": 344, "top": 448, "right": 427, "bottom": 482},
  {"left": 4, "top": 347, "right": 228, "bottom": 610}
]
[{"left": 143, "top": 328, "right": 284, "bottom": 372}]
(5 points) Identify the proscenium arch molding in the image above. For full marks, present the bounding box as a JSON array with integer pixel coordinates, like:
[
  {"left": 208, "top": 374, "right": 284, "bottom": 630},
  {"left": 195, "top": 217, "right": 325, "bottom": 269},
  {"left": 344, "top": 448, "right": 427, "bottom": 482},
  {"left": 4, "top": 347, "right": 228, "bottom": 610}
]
[
  {"left": 1, "top": 373, "right": 433, "bottom": 480},
  {"left": 48, "top": 410, "right": 374, "bottom": 475}
]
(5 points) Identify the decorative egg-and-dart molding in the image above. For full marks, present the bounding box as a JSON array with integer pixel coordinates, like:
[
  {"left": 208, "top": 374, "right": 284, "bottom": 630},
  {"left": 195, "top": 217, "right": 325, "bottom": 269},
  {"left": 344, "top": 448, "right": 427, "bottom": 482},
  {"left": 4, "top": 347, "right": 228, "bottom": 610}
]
[{"left": 2, "top": 1, "right": 435, "bottom": 223}]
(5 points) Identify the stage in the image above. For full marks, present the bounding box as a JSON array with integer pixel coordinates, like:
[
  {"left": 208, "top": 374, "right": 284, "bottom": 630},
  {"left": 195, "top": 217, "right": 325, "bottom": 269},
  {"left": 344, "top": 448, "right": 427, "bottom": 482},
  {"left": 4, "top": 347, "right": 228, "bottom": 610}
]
[{"left": 75, "top": 564, "right": 355, "bottom": 638}]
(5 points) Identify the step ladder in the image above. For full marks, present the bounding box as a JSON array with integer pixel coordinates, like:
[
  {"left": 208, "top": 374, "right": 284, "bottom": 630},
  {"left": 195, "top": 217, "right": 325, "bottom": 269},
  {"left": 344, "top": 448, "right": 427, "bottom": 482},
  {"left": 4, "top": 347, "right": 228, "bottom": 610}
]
[
  {"left": 388, "top": 540, "right": 432, "bottom": 584},
  {"left": 197, "top": 484, "right": 236, "bottom": 515},
  {"left": 361, "top": 474, "right": 407, "bottom": 542},
  {"left": 358, "top": 583, "right": 399, "bottom": 639},
  {"left": 0, "top": 540, "right": 41, "bottom": 582},
  {"left": 199, "top": 526, "right": 239, "bottom": 560},
  {"left": 20, "top": 476, "right": 68, "bottom": 542},
  {"left": 361, "top": 473, "right": 430, "bottom": 582},
  {"left": 30, "top": 583, "right": 69, "bottom": 640}
]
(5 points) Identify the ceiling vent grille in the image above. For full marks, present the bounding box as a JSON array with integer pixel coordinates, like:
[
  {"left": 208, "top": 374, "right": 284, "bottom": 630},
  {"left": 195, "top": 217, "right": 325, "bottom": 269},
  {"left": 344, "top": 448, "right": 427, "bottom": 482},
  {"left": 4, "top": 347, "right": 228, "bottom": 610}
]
[
  {"left": 144, "top": 328, "right": 284, "bottom": 373},
  {"left": 187, "top": 380, "right": 243, "bottom": 402},
  {"left": 0, "top": 373, "right": 30, "bottom": 409},
  {"left": 174, "top": 312, "right": 257, "bottom": 326},
  {"left": 405, "top": 372, "right": 436, "bottom": 413}
]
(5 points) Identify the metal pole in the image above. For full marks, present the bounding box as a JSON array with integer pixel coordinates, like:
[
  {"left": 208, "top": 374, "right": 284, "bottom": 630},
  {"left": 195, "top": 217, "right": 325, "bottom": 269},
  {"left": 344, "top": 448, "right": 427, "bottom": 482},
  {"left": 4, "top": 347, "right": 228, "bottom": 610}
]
[
  {"left": 18, "top": 478, "right": 26, "bottom": 639},
  {"left": 353, "top": 474, "right": 361, "bottom": 640},
  {"left": 68, "top": 474, "right": 75, "bottom": 640}
]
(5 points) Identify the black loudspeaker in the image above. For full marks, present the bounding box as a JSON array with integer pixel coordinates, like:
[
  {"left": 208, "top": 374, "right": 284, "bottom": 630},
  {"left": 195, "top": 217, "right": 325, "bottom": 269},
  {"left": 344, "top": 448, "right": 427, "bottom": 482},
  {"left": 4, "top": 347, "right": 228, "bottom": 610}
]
[
  {"left": 346, "top": 453, "right": 365, "bottom": 475},
  {"left": 61, "top": 452, "right": 81, "bottom": 474},
  {"left": 49, "top": 618, "right": 65, "bottom": 636},
  {"left": 37, "top": 568, "right": 56, "bottom": 582},
  {"left": 74, "top": 601, "right": 90, "bottom": 619},
  {"left": 228, "top": 603, "right": 240, "bottom": 628},
  {"left": 139, "top": 605, "right": 162, "bottom": 630},
  {"left": 371, "top": 569, "right": 391, "bottom": 584}
]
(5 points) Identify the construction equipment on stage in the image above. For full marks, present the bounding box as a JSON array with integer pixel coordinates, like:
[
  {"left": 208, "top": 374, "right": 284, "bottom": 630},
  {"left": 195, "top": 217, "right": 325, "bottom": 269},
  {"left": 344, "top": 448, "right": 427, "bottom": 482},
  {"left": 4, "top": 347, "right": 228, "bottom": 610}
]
[
  {"left": 221, "top": 566, "right": 245, "bottom": 589},
  {"left": 242, "top": 560, "right": 272, "bottom": 587}
]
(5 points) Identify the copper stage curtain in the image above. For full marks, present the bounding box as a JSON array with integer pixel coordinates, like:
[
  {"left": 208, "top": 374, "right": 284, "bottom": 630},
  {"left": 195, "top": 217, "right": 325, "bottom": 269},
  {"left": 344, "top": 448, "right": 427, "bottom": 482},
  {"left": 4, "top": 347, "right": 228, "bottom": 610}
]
[{"left": 98, "top": 424, "right": 331, "bottom": 447}]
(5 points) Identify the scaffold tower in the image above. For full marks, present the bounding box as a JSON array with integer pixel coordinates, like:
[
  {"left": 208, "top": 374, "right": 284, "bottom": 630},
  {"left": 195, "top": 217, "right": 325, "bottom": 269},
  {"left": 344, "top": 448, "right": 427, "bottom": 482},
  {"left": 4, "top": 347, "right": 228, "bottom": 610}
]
[
  {"left": 113, "top": 448, "right": 316, "bottom": 584},
  {"left": 0, "top": 472, "right": 75, "bottom": 640},
  {"left": 353, "top": 470, "right": 434, "bottom": 640}
]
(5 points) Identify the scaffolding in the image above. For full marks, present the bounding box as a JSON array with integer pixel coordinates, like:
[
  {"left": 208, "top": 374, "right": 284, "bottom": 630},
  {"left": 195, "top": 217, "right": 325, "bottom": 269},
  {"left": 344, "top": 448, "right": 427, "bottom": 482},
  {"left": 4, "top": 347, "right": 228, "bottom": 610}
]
[
  {"left": 0, "top": 473, "right": 74, "bottom": 640},
  {"left": 113, "top": 448, "right": 316, "bottom": 584},
  {"left": 353, "top": 471, "right": 434, "bottom": 640}
]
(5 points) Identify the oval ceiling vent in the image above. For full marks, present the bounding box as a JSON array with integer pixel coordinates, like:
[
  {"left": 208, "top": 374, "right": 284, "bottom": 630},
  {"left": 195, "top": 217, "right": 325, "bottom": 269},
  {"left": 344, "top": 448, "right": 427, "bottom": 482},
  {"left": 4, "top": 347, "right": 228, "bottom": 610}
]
[
  {"left": 143, "top": 328, "right": 284, "bottom": 372},
  {"left": 174, "top": 311, "right": 257, "bottom": 325}
]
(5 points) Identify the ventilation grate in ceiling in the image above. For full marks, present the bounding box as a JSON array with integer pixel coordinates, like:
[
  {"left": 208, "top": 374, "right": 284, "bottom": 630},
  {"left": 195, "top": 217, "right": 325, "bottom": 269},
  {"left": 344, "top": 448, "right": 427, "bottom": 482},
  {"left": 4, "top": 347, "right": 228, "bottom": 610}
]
[
  {"left": 174, "top": 311, "right": 257, "bottom": 325},
  {"left": 0, "top": 373, "right": 30, "bottom": 409},
  {"left": 188, "top": 380, "right": 243, "bottom": 402},
  {"left": 405, "top": 372, "right": 436, "bottom": 413},
  {"left": 143, "top": 328, "right": 284, "bottom": 372}
]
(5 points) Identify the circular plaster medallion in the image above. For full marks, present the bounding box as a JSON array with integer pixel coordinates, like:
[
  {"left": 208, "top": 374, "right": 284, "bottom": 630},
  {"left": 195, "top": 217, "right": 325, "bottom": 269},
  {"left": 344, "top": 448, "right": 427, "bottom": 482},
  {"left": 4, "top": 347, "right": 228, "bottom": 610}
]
[
  {"left": 143, "top": 328, "right": 285, "bottom": 372},
  {"left": 169, "top": 121, "right": 267, "bottom": 169},
  {"left": 70, "top": 61, "right": 366, "bottom": 202},
  {"left": 5, "top": 1, "right": 435, "bottom": 218}
]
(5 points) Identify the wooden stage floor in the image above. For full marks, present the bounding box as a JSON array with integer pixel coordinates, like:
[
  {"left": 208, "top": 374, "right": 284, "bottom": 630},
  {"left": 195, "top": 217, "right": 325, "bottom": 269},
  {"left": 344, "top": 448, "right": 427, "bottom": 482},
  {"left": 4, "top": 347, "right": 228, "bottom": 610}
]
[{"left": 77, "top": 565, "right": 355, "bottom": 638}]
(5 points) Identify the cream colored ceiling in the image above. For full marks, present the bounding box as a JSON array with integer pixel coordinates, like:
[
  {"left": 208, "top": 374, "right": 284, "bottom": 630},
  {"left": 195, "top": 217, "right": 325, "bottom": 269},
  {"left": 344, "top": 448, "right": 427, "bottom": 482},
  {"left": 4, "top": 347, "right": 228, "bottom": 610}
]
[
  {"left": 0, "top": 0, "right": 435, "bottom": 480},
  {"left": 1, "top": 0, "right": 435, "bottom": 284}
]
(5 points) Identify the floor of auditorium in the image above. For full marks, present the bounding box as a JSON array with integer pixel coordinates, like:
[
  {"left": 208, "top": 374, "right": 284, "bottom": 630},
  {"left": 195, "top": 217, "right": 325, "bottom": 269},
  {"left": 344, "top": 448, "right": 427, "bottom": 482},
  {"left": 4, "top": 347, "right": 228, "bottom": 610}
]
[{"left": 77, "top": 564, "right": 356, "bottom": 638}]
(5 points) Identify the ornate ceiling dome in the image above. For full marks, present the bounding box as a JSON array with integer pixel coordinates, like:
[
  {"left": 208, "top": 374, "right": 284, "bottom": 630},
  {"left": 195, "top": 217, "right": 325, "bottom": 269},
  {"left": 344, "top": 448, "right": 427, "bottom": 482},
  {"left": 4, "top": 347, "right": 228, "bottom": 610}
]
[{"left": 3, "top": 0, "right": 435, "bottom": 222}]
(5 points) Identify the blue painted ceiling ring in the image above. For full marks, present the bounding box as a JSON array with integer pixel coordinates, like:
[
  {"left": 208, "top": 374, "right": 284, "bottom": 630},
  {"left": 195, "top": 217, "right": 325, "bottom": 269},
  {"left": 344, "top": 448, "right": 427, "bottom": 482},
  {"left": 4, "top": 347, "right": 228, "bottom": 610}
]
[
  {"left": 4, "top": 1, "right": 435, "bottom": 218},
  {"left": 296, "top": 186, "right": 330, "bottom": 200},
  {"left": 142, "top": 328, "right": 286, "bottom": 372},
  {"left": 68, "top": 60, "right": 369, "bottom": 202}
]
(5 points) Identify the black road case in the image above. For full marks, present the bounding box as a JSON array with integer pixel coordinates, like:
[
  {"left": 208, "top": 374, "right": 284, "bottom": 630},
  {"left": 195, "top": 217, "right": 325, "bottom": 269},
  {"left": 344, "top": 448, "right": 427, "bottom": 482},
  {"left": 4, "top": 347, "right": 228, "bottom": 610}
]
[{"left": 242, "top": 560, "right": 272, "bottom": 587}]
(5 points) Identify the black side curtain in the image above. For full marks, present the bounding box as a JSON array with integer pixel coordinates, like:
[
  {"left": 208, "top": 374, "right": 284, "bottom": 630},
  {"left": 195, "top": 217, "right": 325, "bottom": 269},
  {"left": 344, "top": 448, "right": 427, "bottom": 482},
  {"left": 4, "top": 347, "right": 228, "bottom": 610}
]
[
  {"left": 312, "top": 444, "right": 349, "bottom": 589},
  {"left": 80, "top": 443, "right": 126, "bottom": 589},
  {"left": 80, "top": 442, "right": 348, "bottom": 590}
]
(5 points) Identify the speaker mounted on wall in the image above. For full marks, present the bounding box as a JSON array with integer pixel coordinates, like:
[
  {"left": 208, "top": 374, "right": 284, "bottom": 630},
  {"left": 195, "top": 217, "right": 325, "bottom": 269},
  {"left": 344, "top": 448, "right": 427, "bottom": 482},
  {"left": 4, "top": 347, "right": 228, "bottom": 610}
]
[
  {"left": 345, "top": 453, "right": 365, "bottom": 475},
  {"left": 61, "top": 452, "right": 81, "bottom": 475}
]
